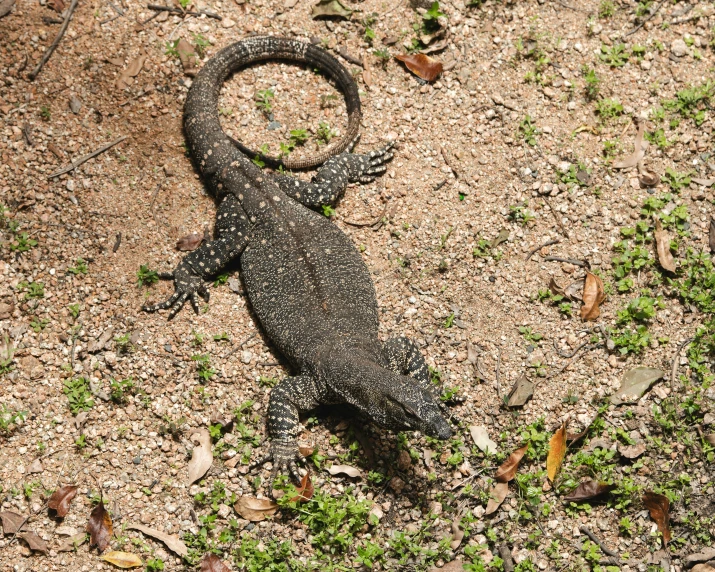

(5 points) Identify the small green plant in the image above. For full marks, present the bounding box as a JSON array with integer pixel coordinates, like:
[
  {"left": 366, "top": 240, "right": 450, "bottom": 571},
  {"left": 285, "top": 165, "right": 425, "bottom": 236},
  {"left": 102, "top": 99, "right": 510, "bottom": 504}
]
[
  {"left": 145, "top": 557, "right": 165, "bottom": 572},
  {"left": 164, "top": 39, "right": 180, "bottom": 58},
  {"left": 75, "top": 434, "right": 87, "bottom": 450},
  {"left": 40, "top": 106, "right": 51, "bottom": 121},
  {"left": 192, "top": 33, "right": 210, "bottom": 57},
  {"left": 422, "top": 1, "right": 446, "bottom": 33},
  {"left": 255, "top": 88, "right": 275, "bottom": 114},
  {"left": 289, "top": 129, "right": 309, "bottom": 147},
  {"left": 321, "top": 205, "right": 336, "bottom": 218},
  {"left": 519, "top": 326, "right": 543, "bottom": 343},
  {"left": 508, "top": 203, "right": 535, "bottom": 226},
  {"left": 68, "top": 258, "right": 89, "bottom": 275},
  {"left": 9, "top": 232, "right": 38, "bottom": 253},
  {"left": 373, "top": 48, "right": 391, "bottom": 67},
  {"left": 518, "top": 116, "right": 539, "bottom": 146},
  {"left": 0, "top": 404, "right": 27, "bottom": 434},
  {"left": 598, "top": 0, "right": 615, "bottom": 18},
  {"left": 663, "top": 168, "right": 691, "bottom": 193},
  {"left": 18, "top": 281, "right": 45, "bottom": 300},
  {"left": 192, "top": 354, "right": 216, "bottom": 382},
  {"left": 316, "top": 121, "right": 336, "bottom": 145},
  {"left": 68, "top": 303, "right": 81, "bottom": 319},
  {"left": 137, "top": 265, "right": 159, "bottom": 287},
  {"left": 362, "top": 13, "right": 377, "bottom": 45},
  {"left": 110, "top": 377, "right": 136, "bottom": 404},
  {"left": 30, "top": 317, "right": 49, "bottom": 332},
  {"left": 115, "top": 333, "right": 134, "bottom": 354},
  {"left": 472, "top": 238, "right": 492, "bottom": 258},
  {"left": 599, "top": 43, "right": 629, "bottom": 67},
  {"left": 582, "top": 66, "right": 601, "bottom": 100},
  {"left": 63, "top": 377, "right": 95, "bottom": 414},
  {"left": 213, "top": 332, "right": 230, "bottom": 342},
  {"left": 595, "top": 98, "right": 624, "bottom": 121}
]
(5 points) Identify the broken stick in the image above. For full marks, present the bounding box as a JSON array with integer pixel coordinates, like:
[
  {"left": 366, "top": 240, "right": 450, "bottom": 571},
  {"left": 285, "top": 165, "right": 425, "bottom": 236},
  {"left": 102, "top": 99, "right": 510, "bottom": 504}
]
[
  {"left": 28, "top": 0, "right": 79, "bottom": 80},
  {"left": 48, "top": 136, "right": 128, "bottom": 178}
]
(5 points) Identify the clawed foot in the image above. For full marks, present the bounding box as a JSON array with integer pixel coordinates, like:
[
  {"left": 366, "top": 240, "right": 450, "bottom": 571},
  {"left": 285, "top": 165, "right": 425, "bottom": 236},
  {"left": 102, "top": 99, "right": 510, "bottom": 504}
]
[
  {"left": 346, "top": 138, "right": 395, "bottom": 184},
  {"left": 249, "top": 439, "right": 306, "bottom": 482},
  {"left": 142, "top": 261, "right": 210, "bottom": 319}
]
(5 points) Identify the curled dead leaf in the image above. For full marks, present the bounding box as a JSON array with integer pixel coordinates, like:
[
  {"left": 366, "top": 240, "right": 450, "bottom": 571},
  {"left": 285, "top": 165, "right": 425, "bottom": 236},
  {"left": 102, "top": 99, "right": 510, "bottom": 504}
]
[
  {"left": 116, "top": 54, "right": 146, "bottom": 90},
  {"left": 395, "top": 53, "right": 443, "bottom": 82},
  {"left": 449, "top": 517, "right": 464, "bottom": 549},
  {"left": 188, "top": 428, "right": 213, "bottom": 485},
  {"left": 201, "top": 553, "right": 231, "bottom": 572},
  {"left": 176, "top": 232, "right": 203, "bottom": 251},
  {"left": 0, "top": 510, "right": 26, "bottom": 534},
  {"left": 233, "top": 496, "right": 278, "bottom": 522},
  {"left": 613, "top": 120, "right": 646, "bottom": 169},
  {"left": 47, "top": 0, "right": 65, "bottom": 12},
  {"left": 643, "top": 491, "right": 671, "bottom": 545},
  {"left": 289, "top": 473, "right": 315, "bottom": 503},
  {"left": 469, "top": 425, "right": 497, "bottom": 455},
  {"left": 546, "top": 423, "right": 567, "bottom": 482},
  {"left": 618, "top": 441, "right": 646, "bottom": 459},
  {"left": 177, "top": 39, "right": 198, "bottom": 77},
  {"left": 327, "top": 464, "right": 361, "bottom": 478},
  {"left": 101, "top": 551, "right": 143, "bottom": 568},
  {"left": 48, "top": 485, "right": 78, "bottom": 518},
  {"left": 654, "top": 218, "right": 676, "bottom": 273},
  {"left": 126, "top": 523, "right": 188, "bottom": 557},
  {"left": 495, "top": 444, "right": 528, "bottom": 483},
  {"left": 19, "top": 531, "right": 48, "bottom": 553},
  {"left": 637, "top": 162, "right": 660, "bottom": 187},
  {"left": 484, "top": 481, "right": 508, "bottom": 515},
  {"left": 87, "top": 501, "right": 113, "bottom": 553},
  {"left": 506, "top": 375, "right": 533, "bottom": 408},
  {"left": 580, "top": 270, "right": 605, "bottom": 321},
  {"left": 563, "top": 480, "right": 615, "bottom": 502}
]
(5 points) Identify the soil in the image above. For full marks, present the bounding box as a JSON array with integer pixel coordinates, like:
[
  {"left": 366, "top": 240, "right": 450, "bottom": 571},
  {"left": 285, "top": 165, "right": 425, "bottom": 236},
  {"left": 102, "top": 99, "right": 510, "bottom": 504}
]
[{"left": 1, "top": 0, "right": 714, "bottom": 570}]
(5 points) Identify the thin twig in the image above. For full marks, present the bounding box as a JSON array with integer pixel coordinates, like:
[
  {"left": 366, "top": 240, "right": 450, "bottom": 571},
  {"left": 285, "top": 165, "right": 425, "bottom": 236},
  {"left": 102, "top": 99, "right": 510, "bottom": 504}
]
[
  {"left": 150, "top": 182, "right": 163, "bottom": 229},
  {"left": 579, "top": 526, "right": 618, "bottom": 557},
  {"left": 28, "top": 0, "right": 79, "bottom": 81},
  {"left": 543, "top": 196, "right": 569, "bottom": 238},
  {"left": 623, "top": 0, "right": 667, "bottom": 38},
  {"left": 146, "top": 4, "right": 222, "bottom": 20},
  {"left": 670, "top": 336, "right": 694, "bottom": 387},
  {"left": 548, "top": 344, "right": 598, "bottom": 379},
  {"left": 48, "top": 136, "right": 128, "bottom": 178},
  {"left": 495, "top": 348, "right": 502, "bottom": 400},
  {"left": 335, "top": 47, "right": 363, "bottom": 67},
  {"left": 432, "top": 179, "right": 447, "bottom": 192},
  {"left": 544, "top": 256, "right": 588, "bottom": 267},
  {"left": 525, "top": 239, "right": 560, "bottom": 261},
  {"left": 554, "top": 339, "right": 590, "bottom": 358},
  {"left": 551, "top": 0, "right": 591, "bottom": 12},
  {"left": 222, "top": 333, "right": 257, "bottom": 359},
  {"left": 112, "top": 233, "right": 122, "bottom": 253},
  {"left": 441, "top": 146, "right": 459, "bottom": 180}
]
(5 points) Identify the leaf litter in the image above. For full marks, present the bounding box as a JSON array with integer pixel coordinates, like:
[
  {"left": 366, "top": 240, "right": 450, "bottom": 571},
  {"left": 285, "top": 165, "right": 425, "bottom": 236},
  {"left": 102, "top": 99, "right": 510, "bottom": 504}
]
[
  {"left": 48, "top": 485, "right": 78, "bottom": 517},
  {"left": 546, "top": 422, "right": 567, "bottom": 482},
  {"left": 188, "top": 428, "right": 213, "bottom": 485},
  {"left": 100, "top": 551, "right": 143, "bottom": 568},
  {"left": 87, "top": 501, "right": 113, "bottom": 553},
  {"left": 126, "top": 523, "right": 188, "bottom": 556},
  {"left": 643, "top": 491, "right": 671, "bottom": 545},
  {"left": 395, "top": 53, "right": 443, "bottom": 82},
  {"left": 610, "top": 367, "right": 665, "bottom": 405},
  {"left": 233, "top": 496, "right": 278, "bottom": 522}
]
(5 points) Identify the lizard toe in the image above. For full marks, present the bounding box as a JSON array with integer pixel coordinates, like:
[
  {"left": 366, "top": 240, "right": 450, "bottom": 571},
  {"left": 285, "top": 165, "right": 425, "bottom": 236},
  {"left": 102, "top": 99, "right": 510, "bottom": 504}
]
[{"left": 167, "top": 292, "right": 189, "bottom": 320}]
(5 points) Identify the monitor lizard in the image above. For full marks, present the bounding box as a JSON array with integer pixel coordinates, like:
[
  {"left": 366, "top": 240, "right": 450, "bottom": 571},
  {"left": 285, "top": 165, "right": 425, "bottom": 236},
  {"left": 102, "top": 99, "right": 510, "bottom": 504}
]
[{"left": 143, "top": 36, "right": 452, "bottom": 479}]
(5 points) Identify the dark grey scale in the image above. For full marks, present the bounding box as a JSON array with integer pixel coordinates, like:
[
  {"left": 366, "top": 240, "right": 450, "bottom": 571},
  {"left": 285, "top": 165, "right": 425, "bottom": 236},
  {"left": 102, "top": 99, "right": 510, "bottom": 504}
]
[{"left": 143, "top": 36, "right": 453, "bottom": 481}]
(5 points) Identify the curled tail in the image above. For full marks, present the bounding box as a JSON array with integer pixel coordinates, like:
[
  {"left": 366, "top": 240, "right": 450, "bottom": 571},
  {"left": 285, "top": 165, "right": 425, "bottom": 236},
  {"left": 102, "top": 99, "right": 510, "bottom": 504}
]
[{"left": 184, "top": 36, "right": 362, "bottom": 175}]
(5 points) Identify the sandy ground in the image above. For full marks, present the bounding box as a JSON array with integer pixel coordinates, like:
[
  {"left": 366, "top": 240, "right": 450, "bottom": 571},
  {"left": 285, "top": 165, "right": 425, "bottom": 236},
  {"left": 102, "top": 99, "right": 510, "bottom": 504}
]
[{"left": 1, "top": 0, "right": 715, "bottom": 570}]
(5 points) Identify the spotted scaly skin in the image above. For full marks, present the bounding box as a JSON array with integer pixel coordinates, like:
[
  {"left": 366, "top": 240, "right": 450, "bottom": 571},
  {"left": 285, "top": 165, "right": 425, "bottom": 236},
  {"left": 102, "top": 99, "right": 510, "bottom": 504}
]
[{"left": 143, "top": 37, "right": 452, "bottom": 480}]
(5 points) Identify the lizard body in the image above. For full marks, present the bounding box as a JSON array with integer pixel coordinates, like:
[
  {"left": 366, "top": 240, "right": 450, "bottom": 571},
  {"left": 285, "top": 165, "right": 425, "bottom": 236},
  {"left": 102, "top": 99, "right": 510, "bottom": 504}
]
[{"left": 144, "top": 36, "right": 451, "bottom": 478}]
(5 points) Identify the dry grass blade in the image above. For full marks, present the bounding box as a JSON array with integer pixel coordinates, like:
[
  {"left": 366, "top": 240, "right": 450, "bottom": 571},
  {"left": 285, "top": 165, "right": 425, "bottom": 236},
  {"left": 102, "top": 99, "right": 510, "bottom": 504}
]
[
  {"left": 87, "top": 501, "right": 113, "bottom": 553},
  {"left": 546, "top": 423, "right": 567, "bottom": 482},
  {"left": 654, "top": 219, "right": 676, "bottom": 273},
  {"left": 484, "top": 482, "right": 509, "bottom": 515},
  {"left": 395, "top": 54, "right": 443, "bottom": 82},
  {"left": 126, "top": 523, "right": 188, "bottom": 557},
  {"left": 643, "top": 491, "right": 671, "bottom": 545},
  {"left": 233, "top": 497, "right": 278, "bottom": 522},
  {"left": 48, "top": 485, "right": 78, "bottom": 518},
  {"left": 100, "top": 551, "right": 143, "bottom": 568},
  {"left": 495, "top": 444, "right": 528, "bottom": 483},
  {"left": 580, "top": 271, "right": 606, "bottom": 321}
]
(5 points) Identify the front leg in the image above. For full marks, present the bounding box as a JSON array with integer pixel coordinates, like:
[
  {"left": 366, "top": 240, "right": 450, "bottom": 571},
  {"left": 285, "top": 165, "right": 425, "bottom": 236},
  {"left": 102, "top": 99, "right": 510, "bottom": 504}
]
[
  {"left": 143, "top": 194, "right": 249, "bottom": 319},
  {"left": 275, "top": 142, "right": 394, "bottom": 209},
  {"left": 250, "top": 375, "right": 322, "bottom": 481}
]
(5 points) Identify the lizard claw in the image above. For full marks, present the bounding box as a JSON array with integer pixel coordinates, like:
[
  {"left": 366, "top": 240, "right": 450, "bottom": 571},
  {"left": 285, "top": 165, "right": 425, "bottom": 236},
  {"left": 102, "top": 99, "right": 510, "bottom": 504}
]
[
  {"left": 142, "top": 261, "right": 207, "bottom": 319},
  {"left": 249, "top": 439, "right": 306, "bottom": 483}
]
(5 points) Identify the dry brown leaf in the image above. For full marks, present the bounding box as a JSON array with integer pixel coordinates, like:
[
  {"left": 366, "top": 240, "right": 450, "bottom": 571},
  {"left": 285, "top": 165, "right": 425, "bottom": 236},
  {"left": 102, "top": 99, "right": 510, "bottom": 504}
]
[
  {"left": 654, "top": 219, "right": 676, "bottom": 273},
  {"left": 177, "top": 39, "right": 198, "bottom": 77},
  {"left": 613, "top": 120, "right": 646, "bottom": 169},
  {"left": 289, "top": 473, "right": 314, "bottom": 503},
  {"left": 705, "top": 433, "right": 715, "bottom": 446},
  {"left": 233, "top": 496, "right": 278, "bottom": 522},
  {"left": 19, "top": 531, "right": 48, "bottom": 553},
  {"left": 201, "top": 553, "right": 231, "bottom": 572},
  {"left": 87, "top": 501, "right": 113, "bottom": 553},
  {"left": 0, "top": 510, "right": 26, "bottom": 534},
  {"left": 449, "top": 517, "right": 464, "bottom": 549},
  {"left": 546, "top": 423, "right": 567, "bottom": 482},
  {"left": 176, "top": 232, "right": 203, "bottom": 251},
  {"left": 637, "top": 163, "right": 660, "bottom": 187},
  {"left": 548, "top": 277, "right": 568, "bottom": 299},
  {"left": 484, "top": 482, "right": 509, "bottom": 515},
  {"left": 563, "top": 480, "right": 615, "bottom": 502},
  {"left": 47, "top": 0, "right": 65, "bottom": 12},
  {"left": 0, "top": 0, "right": 16, "bottom": 18},
  {"left": 362, "top": 55, "right": 373, "bottom": 87},
  {"left": 57, "top": 532, "right": 88, "bottom": 552},
  {"left": 692, "top": 565, "right": 715, "bottom": 572},
  {"left": 619, "top": 441, "right": 646, "bottom": 459},
  {"left": 188, "top": 428, "right": 213, "bottom": 485},
  {"left": 580, "top": 270, "right": 606, "bottom": 321},
  {"left": 126, "top": 523, "right": 188, "bottom": 557},
  {"left": 495, "top": 444, "right": 528, "bottom": 483},
  {"left": 299, "top": 445, "right": 316, "bottom": 457},
  {"left": 101, "top": 551, "right": 143, "bottom": 568},
  {"left": 48, "top": 485, "right": 78, "bottom": 518},
  {"left": 710, "top": 218, "right": 715, "bottom": 255},
  {"left": 395, "top": 53, "right": 443, "bottom": 82},
  {"left": 116, "top": 55, "right": 146, "bottom": 90},
  {"left": 327, "top": 464, "right": 361, "bottom": 478},
  {"left": 506, "top": 375, "right": 533, "bottom": 408},
  {"left": 692, "top": 177, "right": 715, "bottom": 187},
  {"left": 643, "top": 491, "right": 671, "bottom": 545}
]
